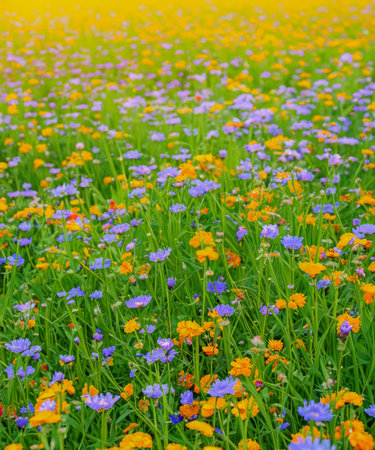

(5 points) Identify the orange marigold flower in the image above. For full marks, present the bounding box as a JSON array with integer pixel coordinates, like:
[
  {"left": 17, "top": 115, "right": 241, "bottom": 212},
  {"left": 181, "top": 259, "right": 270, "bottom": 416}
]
[
  {"left": 180, "top": 401, "right": 200, "bottom": 419},
  {"left": 189, "top": 230, "right": 214, "bottom": 248},
  {"left": 177, "top": 320, "right": 204, "bottom": 342},
  {"left": 202, "top": 343, "right": 219, "bottom": 356},
  {"left": 200, "top": 397, "right": 226, "bottom": 418},
  {"left": 185, "top": 420, "right": 214, "bottom": 437},
  {"left": 225, "top": 248, "right": 241, "bottom": 268},
  {"left": 121, "top": 383, "right": 134, "bottom": 400},
  {"left": 238, "top": 439, "right": 260, "bottom": 450},
  {"left": 194, "top": 374, "right": 217, "bottom": 394},
  {"left": 231, "top": 397, "right": 259, "bottom": 420},
  {"left": 196, "top": 246, "right": 219, "bottom": 263},
  {"left": 360, "top": 283, "right": 375, "bottom": 304},
  {"left": 165, "top": 444, "right": 187, "bottom": 450},
  {"left": 229, "top": 357, "right": 253, "bottom": 377},
  {"left": 298, "top": 261, "right": 326, "bottom": 278},
  {"left": 124, "top": 318, "right": 140, "bottom": 334},
  {"left": 349, "top": 431, "right": 374, "bottom": 450},
  {"left": 321, "top": 390, "right": 363, "bottom": 409},
  {"left": 288, "top": 293, "right": 306, "bottom": 309},
  {"left": 275, "top": 298, "right": 287, "bottom": 309},
  {"left": 268, "top": 340, "right": 284, "bottom": 351},
  {"left": 119, "top": 431, "right": 152, "bottom": 448}
]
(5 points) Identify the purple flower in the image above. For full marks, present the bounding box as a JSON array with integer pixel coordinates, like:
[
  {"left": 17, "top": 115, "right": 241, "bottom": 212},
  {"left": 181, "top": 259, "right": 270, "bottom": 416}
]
[
  {"left": 39, "top": 400, "right": 57, "bottom": 412},
  {"left": 6, "top": 254, "right": 25, "bottom": 267},
  {"left": 89, "top": 290, "right": 103, "bottom": 299},
  {"left": 260, "top": 305, "right": 279, "bottom": 315},
  {"left": 207, "top": 375, "right": 237, "bottom": 398},
  {"left": 260, "top": 225, "right": 279, "bottom": 239},
  {"left": 102, "top": 346, "right": 115, "bottom": 358},
  {"left": 297, "top": 400, "right": 333, "bottom": 422},
  {"left": 93, "top": 328, "right": 103, "bottom": 341},
  {"left": 147, "top": 248, "right": 171, "bottom": 262},
  {"left": 289, "top": 437, "right": 335, "bottom": 449},
  {"left": 142, "top": 383, "right": 170, "bottom": 399},
  {"left": 59, "top": 355, "right": 75, "bottom": 364},
  {"left": 170, "top": 414, "right": 183, "bottom": 424},
  {"left": 207, "top": 277, "right": 228, "bottom": 295},
  {"left": 214, "top": 304, "right": 234, "bottom": 317},
  {"left": 167, "top": 277, "right": 176, "bottom": 289},
  {"left": 5, "top": 338, "right": 31, "bottom": 354},
  {"left": 365, "top": 405, "right": 375, "bottom": 417},
  {"left": 85, "top": 392, "right": 120, "bottom": 411},
  {"left": 339, "top": 320, "right": 352, "bottom": 337},
  {"left": 89, "top": 258, "right": 111, "bottom": 270},
  {"left": 170, "top": 203, "right": 187, "bottom": 213},
  {"left": 50, "top": 371, "right": 65, "bottom": 385},
  {"left": 236, "top": 226, "right": 248, "bottom": 242},
  {"left": 317, "top": 279, "right": 331, "bottom": 290},
  {"left": 180, "top": 390, "right": 193, "bottom": 405},
  {"left": 16, "top": 417, "right": 29, "bottom": 428},
  {"left": 125, "top": 294, "right": 152, "bottom": 308},
  {"left": 281, "top": 235, "right": 303, "bottom": 249}
]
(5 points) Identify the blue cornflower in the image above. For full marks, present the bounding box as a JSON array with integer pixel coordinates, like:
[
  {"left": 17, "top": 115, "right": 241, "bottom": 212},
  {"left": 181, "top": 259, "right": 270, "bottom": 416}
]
[
  {"left": 16, "top": 417, "right": 28, "bottom": 428},
  {"left": 167, "top": 277, "right": 176, "bottom": 289},
  {"left": 142, "top": 383, "right": 169, "bottom": 399},
  {"left": 207, "top": 376, "right": 237, "bottom": 398},
  {"left": 289, "top": 436, "right": 335, "bottom": 449},
  {"left": 236, "top": 226, "right": 248, "bottom": 242},
  {"left": 39, "top": 400, "right": 57, "bottom": 412},
  {"left": 59, "top": 354, "right": 75, "bottom": 364},
  {"left": 50, "top": 371, "right": 65, "bottom": 385},
  {"left": 207, "top": 277, "right": 228, "bottom": 295},
  {"left": 147, "top": 248, "right": 171, "bottom": 262},
  {"left": 180, "top": 390, "right": 194, "bottom": 405},
  {"left": 260, "top": 225, "right": 279, "bottom": 239},
  {"left": 89, "top": 290, "right": 103, "bottom": 299},
  {"left": 6, "top": 254, "right": 25, "bottom": 267},
  {"left": 89, "top": 258, "right": 111, "bottom": 270},
  {"left": 281, "top": 235, "right": 303, "bottom": 249},
  {"left": 317, "top": 279, "right": 331, "bottom": 290},
  {"left": 5, "top": 338, "right": 31, "bottom": 353},
  {"left": 102, "top": 346, "right": 115, "bottom": 358},
  {"left": 297, "top": 400, "right": 333, "bottom": 422},
  {"left": 170, "top": 203, "right": 187, "bottom": 213},
  {"left": 125, "top": 294, "right": 152, "bottom": 308},
  {"left": 365, "top": 405, "right": 375, "bottom": 418},
  {"left": 85, "top": 393, "right": 120, "bottom": 412},
  {"left": 214, "top": 304, "right": 234, "bottom": 317},
  {"left": 170, "top": 414, "right": 183, "bottom": 424},
  {"left": 93, "top": 328, "right": 103, "bottom": 341}
]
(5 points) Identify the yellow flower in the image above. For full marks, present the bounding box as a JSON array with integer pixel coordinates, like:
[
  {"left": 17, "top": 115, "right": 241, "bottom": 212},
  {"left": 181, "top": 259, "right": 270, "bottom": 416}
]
[
  {"left": 5, "top": 445, "right": 23, "bottom": 450},
  {"left": 238, "top": 439, "right": 260, "bottom": 450},
  {"left": 185, "top": 420, "right": 214, "bottom": 437},
  {"left": 349, "top": 431, "right": 374, "bottom": 450},
  {"left": 268, "top": 340, "right": 284, "bottom": 351},
  {"left": 231, "top": 397, "right": 259, "bottom": 420},
  {"left": 196, "top": 247, "right": 219, "bottom": 263},
  {"left": 124, "top": 318, "right": 140, "bottom": 334},
  {"left": 119, "top": 432, "right": 152, "bottom": 448},
  {"left": 189, "top": 230, "right": 215, "bottom": 248},
  {"left": 288, "top": 293, "right": 306, "bottom": 309},
  {"left": 298, "top": 261, "right": 326, "bottom": 278},
  {"left": 229, "top": 357, "right": 253, "bottom": 377}
]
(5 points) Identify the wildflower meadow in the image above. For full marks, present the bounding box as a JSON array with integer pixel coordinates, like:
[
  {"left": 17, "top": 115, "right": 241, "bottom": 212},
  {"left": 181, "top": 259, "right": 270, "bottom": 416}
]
[{"left": 1, "top": 0, "right": 375, "bottom": 449}]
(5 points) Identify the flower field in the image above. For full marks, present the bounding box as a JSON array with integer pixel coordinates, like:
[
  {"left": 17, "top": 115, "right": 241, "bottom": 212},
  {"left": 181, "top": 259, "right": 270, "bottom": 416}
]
[{"left": 1, "top": 0, "right": 375, "bottom": 448}]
